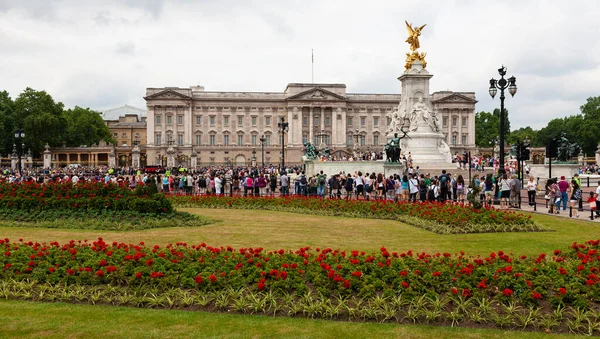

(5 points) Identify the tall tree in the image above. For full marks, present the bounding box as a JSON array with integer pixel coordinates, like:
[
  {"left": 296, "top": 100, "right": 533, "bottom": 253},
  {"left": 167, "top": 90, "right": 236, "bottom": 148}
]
[
  {"left": 12, "top": 88, "right": 66, "bottom": 156},
  {"left": 475, "top": 109, "right": 510, "bottom": 147},
  {"left": 507, "top": 126, "right": 538, "bottom": 146},
  {"left": 63, "top": 106, "right": 114, "bottom": 147},
  {"left": 0, "top": 91, "right": 14, "bottom": 155},
  {"left": 577, "top": 96, "right": 600, "bottom": 155}
]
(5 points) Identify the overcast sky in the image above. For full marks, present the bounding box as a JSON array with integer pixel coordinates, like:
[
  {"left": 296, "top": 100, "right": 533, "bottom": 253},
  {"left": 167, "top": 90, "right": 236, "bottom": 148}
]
[{"left": 1, "top": 0, "right": 599, "bottom": 130}]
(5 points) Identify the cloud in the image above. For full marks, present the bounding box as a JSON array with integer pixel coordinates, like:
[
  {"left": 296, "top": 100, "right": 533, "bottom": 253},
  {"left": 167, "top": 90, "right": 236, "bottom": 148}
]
[
  {"left": 0, "top": 0, "right": 599, "bottom": 132},
  {"left": 115, "top": 41, "right": 136, "bottom": 56}
]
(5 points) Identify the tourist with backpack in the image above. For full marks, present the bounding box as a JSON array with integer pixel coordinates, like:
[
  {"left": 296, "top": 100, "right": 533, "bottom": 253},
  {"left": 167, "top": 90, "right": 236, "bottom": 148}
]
[
  {"left": 298, "top": 172, "right": 307, "bottom": 196},
  {"left": 317, "top": 171, "right": 327, "bottom": 197},
  {"left": 418, "top": 174, "right": 427, "bottom": 202},
  {"left": 438, "top": 170, "right": 449, "bottom": 202}
]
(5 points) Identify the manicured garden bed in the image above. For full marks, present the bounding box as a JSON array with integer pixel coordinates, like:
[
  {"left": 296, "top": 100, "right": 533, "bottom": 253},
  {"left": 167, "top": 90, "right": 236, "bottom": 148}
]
[
  {"left": 170, "top": 195, "right": 545, "bottom": 234},
  {"left": 1, "top": 237, "right": 599, "bottom": 334},
  {"left": 0, "top": 182, "right": 213, "bottom": 230}
]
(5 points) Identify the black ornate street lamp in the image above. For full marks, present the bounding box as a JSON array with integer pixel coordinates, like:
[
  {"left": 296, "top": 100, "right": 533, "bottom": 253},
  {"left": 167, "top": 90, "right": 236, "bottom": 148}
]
[
  {"left": 259, "top": 134, "right": 266, "bottom": 167},
  {"left": 489, "top": 66, "right": 517, "bottom": 176},
  {"left": 14, "top": 129, "right": 25, "bottom": 174},
  {"left": 277, "top": 117, "right": 289, "bottom": 170}
]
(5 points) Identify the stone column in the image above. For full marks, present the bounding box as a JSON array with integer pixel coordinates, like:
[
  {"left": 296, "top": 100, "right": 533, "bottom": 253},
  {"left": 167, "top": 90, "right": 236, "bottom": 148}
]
[
  {"left": 320, "top": 107, "right": 325, "bottom": 130},
  {"left": 131, "top": 146, "right": 141, "bottom": 169},
  {"left": 341, "top": 108, "right": 347, "bottom": 147},
  {"left": 43, "top": 144, "right": 52, "bottom": 168},
  {"left": 331, "top": 108, "right": 338, "bottom": 147},
  {"left": 109, "top": 148, "right": 116, "bottom": 168},
  {"left": 190, "top": 151, "right": 198, "bottom": 167},
  {"left": 309, "top": 107, "right": 314, "bottom": 144},
  {"left": 458, "top": 111, "right": 463, "bottom": 147},
  {"left": 11, "top": 152, "right": 17, "bottom": 170}
]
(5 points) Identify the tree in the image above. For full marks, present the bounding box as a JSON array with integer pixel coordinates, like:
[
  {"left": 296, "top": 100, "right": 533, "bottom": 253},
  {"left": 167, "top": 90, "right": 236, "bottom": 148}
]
[
  {"left": 0, "top": 91, "right": 14, "bottom": 155},
  {"left": 63, "top": 106, "right": 114, "bottom": 147},
  {"left": 475, "top": 109, "right": 510, "bottom": 147},
  {"left": 12, "top": 88, "right": 66, "bottom": 156},
  {"left": 577, "top": 96, "right": 600, "bottom": 155},
  {"left": 507, "top": 126, "right": 537, "bottom": 146}
]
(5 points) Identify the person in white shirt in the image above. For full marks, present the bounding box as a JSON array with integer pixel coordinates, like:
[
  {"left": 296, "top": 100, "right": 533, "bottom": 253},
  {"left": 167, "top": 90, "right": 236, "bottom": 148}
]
[
  {"left": 408, "top": 175, "right": 419, "bottom": 202},
  {"left": 354, "top": 172, "right": 364, "bottom": 200},
  {"left": 71, "top": 175, "right": 79, "bottom": 185},
  {"left": 214, "top": 175, "right": 223, "bottom": 195},
  {"left": 595, "top": 181, "right": 600, "bottom": 217},
  {"left": 526, "top": 176, "right": 537, "bottom": 206}
]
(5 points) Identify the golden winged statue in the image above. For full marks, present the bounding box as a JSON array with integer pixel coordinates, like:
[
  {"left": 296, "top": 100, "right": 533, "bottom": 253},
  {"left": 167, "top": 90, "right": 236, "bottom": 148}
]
[{"left": 405, "top": 21, "right": 426, "bottom": 51}]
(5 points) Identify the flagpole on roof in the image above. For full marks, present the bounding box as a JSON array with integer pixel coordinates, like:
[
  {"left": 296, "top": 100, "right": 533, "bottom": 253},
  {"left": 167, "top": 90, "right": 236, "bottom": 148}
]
[{"left": 311, "top": 49, "right": 314, "bottom": 84}]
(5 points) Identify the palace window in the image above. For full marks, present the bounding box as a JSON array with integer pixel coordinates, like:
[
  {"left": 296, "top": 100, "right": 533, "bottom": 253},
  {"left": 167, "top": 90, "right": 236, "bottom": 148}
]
[
  {"left": 122, "top": 133, "right": 127, "bottom": 138},
  {"left": 360, "top": 135, "right": 366, "bottom": 146},
  {"left": 265, "top": 116, "right": 271, "bottom": 126},
  {"left": 360, "top": 117, "right": 365, "bottom": 127},
  {"left": 313, "top": 136, "right": 318, "bottom": 145},
  {"left": 238, "top": 116, "right": 243, "bottom": 127},
  {"left": 324, "top": 135, "right": 331, "bottom": 145},
  {"left": 155, "top": 134, "right": 161, "bottom": 146},
  {"left": 265, "top": 134, "right": 271, "bottom": 145},
  {"left": 237, "top": 134, "right": 243, "bottom": 146},
  {"left": 251, "top": 134, "right": 257, "bottom": 145},
  {"left": 462, "top": 117, "right": 467, "bottom": 127},
  {"left": 325, "top": 116, "right": 330, "bottom": 126},
  {"left": 452, "top": 135, "right": 457, "bottom": 145},
  {"left": 195, "top": 135, "right": 201, "bottom": 146},
  {"left": 155, "top": 115, "right": 162, "bottom": 124},
  {"left": 167, "top": 115, "right": 172, "bottom": 125},
  {"left": 223, "top": 134, "right": 229, "bottom": 146},
  {"left": 302, "top": 134, "right": 308, "bottom": 144},
  {"left": 177, "top": 115, "right": 183, "bottom": 125},
  {"left": 209, "top": 116, "right": 215, "bottom": 126},
  {"left": 313, "top": 115, "right": 319, "bottom": 126},
  {"left": 177, "top": 134, "right": 183, "bottom": 146},
  {"left": 462, "top": 135, "right": 467, "bottom": 145},
  {"left": 373, "top": 135, "right": 379, "bottom": 146},
  {"left": 347, "top": 135, "right": 353, "bottom": 146},
  {"left": 443, "top": 117, "right": 448, "bottom": 127},
  {"left": 374, "top": 117, "right": 379, "bottom": 127},
  {"left": 113, "top": 132, "right": 118, "bottom": 138},
  {"left": 209, "top": 134, "right": 216, "bottom": 146},
  {"left": 302, "top": 116, "right": 308, "bottom": 126},
  {"left": 252, "top": 116, "right": 257, "bottom": 126},
  {"left": 223, "top": 116, "right": 229, "bottom": 127},
  {"left": 452, "top": 117, "right": 457, "bottom": 127},
  {"left": 347, "top": 117, "right": 353, "bottom": 127},
  {"left": 195, "top": 115, "right": 201, "bottom": 125}
]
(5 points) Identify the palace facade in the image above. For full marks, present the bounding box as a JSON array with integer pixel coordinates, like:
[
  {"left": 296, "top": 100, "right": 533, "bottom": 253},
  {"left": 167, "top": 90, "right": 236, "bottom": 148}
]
[{"left": 144, "top": 83, "right": 477, "bottom": 167}]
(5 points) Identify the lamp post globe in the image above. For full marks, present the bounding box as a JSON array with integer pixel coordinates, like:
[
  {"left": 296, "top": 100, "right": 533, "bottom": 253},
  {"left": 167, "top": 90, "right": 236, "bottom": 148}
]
[{"left": 489, "top": 66, "right": 517, "bottom": 177}]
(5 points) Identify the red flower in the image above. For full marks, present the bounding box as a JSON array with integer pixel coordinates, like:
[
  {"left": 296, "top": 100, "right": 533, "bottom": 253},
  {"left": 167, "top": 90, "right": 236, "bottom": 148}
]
[
  {"left": 106, "top": 266, "right": 117, "bottom": 273},
  {"left": 351, "top": 271, "right": 362, "bottom": 277},
  {"left": 209, "top": 274, "right": 217, "bottom": 282},
  {"left": 146, "top": 259, "right": 153, "bottom": 266},
  {"left": 477, "top": 279, "right": 487, "bottom": 289},
  {"left": 28, "top": 261, "right": 35, "bottom": 267},
  {"left": 399, "top": 270, "right": 408, "bottom": 276},
  {"left": 586, "top": 279, "right": 595, "bottom": 286},
  {"left": 135, "top": 272, "right": 142, "bottom": 279},
  {"left": 96, "top": 270, "right": 104, "bottom": 277},
  {"left": 559, "top": 287, "right": 567, "bottom": 295},
  {"left": 401, "top": 281, "right": 409, "bottom": 289},
  {"left": 532, "top": 291, "right": 542, "bottom": 300},
  {"left": 195, "top": 275, "right": 203, "bottom": 284},
  {"left": 432, "top": 271, "right": 441, "bottom": 277},
  {"left": 48, "top": 267, "right": 55, "bottom": 273},
  {"left": 343, "top": 279, "right": 351, "bottom": 289},
  {"left": 66, "top": 269, "right": 75, "bottom": 276},
  {"left": 503, "top": 288, "right": 513, "bottom": 297},
  {"left": 450, "top": 287, "right": 458, "bottom": 295}
]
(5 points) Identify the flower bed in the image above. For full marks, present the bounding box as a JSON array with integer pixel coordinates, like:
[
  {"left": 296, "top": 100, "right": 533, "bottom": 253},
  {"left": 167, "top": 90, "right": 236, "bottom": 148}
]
[
  {"left": 0, "top": 182, "right": 172, "bottom": 214},
  {"left": 1, "top": 237, "right": 599, "bottom": 334},
  {"left": 170, "top": 195, "right": 544, "bottom": 234},
  {"left": 0, "top": 182, "right": 213, "bottom": 230}
]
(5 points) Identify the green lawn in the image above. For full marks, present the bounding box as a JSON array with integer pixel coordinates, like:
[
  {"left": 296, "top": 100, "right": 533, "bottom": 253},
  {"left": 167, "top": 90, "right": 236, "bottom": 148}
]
[
  {"left": 0, "top": 208, "right": 598, "bottom": 338},
  {"left": 0, "top": 299, "right": 579, "bottom": 339},
  {"left": 1, "top": 208, "right": 598, "bottom": 256}
]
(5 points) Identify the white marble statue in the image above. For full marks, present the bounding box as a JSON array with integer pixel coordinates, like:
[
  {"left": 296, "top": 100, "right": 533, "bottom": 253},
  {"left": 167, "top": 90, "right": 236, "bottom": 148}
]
[
  {"left": 386, "top": 107, "right": 406, "bottom": 134},
  {"left": 409, "top": 97, "right": 431, "bottom": 131}
]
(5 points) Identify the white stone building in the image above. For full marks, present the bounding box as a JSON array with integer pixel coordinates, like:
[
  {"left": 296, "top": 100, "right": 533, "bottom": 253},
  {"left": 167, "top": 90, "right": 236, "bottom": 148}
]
[{"left": 144, "top": 83, "right": 476, "bottom": 167}]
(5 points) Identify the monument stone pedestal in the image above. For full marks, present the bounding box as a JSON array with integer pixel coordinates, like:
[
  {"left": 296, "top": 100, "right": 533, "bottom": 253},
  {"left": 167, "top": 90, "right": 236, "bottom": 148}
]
[
  {"left": 383, "top": 162, "right": 405, "bottom": 179},
  {"left": 386, "top": 60, "right": 452, "bottom": 165},
  {"left": 43, "top": 144, "right": 52, "bottom": 168}
]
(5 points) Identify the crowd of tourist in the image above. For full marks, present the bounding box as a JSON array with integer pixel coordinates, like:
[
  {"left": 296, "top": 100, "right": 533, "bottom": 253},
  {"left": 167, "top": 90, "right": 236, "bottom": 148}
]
[{"left": 2, "top": 162, "right": 598, "bottom": 216}]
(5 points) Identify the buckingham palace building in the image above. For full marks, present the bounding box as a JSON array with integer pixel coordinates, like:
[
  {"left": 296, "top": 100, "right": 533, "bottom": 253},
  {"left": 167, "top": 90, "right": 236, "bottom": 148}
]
[{"left": 144, "top": 83, "right": 476, "bottom": 167}]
